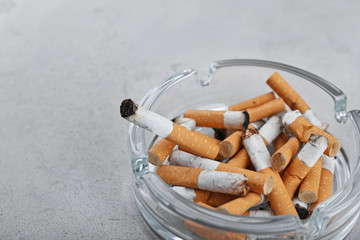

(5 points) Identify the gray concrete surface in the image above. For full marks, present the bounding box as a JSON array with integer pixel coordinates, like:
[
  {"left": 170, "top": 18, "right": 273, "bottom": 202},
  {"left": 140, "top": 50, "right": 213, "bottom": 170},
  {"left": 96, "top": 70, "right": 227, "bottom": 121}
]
[{"left": 0, "top": 0, "right": 360, "bottom": 239}]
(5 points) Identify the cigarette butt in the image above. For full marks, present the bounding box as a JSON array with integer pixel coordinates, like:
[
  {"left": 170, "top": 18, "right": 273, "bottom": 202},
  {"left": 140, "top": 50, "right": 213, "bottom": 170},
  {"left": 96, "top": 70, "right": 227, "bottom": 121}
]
[
  {"left": 206, "top": 192, "right": 238, "bottom": 207},
  {"left": 228, "top": 92, "right": 276, "bottom": 111},
  {"left": 283, "top": 110, "right": 341, "bottom": 157},
  {"left": 266, "top": 72, "right": 310, "bottom": 113},
  {"left": 298, "top": 157, "right": 323, "bottom": 203},
  {"left": 157, "top": 165, "right": 248, "bottom": 195},
  {"left": 148, "top": 139, "right": 177, "bottom": 165},
  {"left": 241, "top": 129, "right": 298, "bottom": 216},
  {"left": 282, "top": 134, "right": 327, "bottom": 198},
  {"left": 183, "top": 110, "right": 248, "bottom": 129},
  {"left": 242, "top": 128, "right": 272, "bottom": 172},
  {"left": 216, "top": 164, "right": 274, "bottom": 195},
  {"left": 120, "top": 99, "right": 220, "bottom": 159},
  {"left": 272, "top": 132, "right": 290, "bottom": 152},
  {"left": 197, "top": 202, "right": 216, "bottom": 210},
  {"left": 185, "top": 220, "right": 247, "bottom": 240},
  {"left": 258, "top": 115, "right": 283, "bottom": 145},
  {"left": 218, "top": 119, "right": 267, "bottom": 159},
  {"left": 217, "top": 193, "right": 263, "bottom": 215},
  {"left": 260, "top": 167, "right": 299, "bottom": 216},
  {"left": 246, "top": 98, "right": 286, "bottom": 122},
  {"left": 267, "top": 72, "right": 328, "bottom": 129},
  {"left": 167, "top": 124, "right": 220, "bottom": 159},
  {"left": 170, "top": 150, "right": 273, "bottom": 195},
  {"left": 310, "top": 155, "right": 335, "bottom": 212},
  {"left": 226, "top": 116, "right": 282, "bottom": 169},
  {"left": 271, "top": 137, "right": 300, "bottom": 172},
  {"left": 219, "top": 131, "right": 243, "bottom": 158},
  {"left": 282, "top": 158, "right": 311, "bottom": 199}
]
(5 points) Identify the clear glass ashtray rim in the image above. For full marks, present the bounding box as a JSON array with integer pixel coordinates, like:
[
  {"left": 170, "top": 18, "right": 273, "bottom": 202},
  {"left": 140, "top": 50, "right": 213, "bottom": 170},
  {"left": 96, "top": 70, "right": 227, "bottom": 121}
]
[{"left": 127, "top": 59, "right": 360, "bottom": 238}]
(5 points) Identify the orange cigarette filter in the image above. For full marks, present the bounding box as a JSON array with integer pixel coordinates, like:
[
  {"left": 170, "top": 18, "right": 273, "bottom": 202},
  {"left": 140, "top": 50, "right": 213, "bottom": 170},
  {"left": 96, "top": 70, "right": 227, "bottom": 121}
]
[
  {"left": 226, "top": 148, "right": 250, "bottom": 169},
  {"left": 288, "top": 116, "right": 340, "bottom": 157},
  {"left": 194, "top": 189, "right": 212, "bottom": 203},
  {"left": 228, "top": 92, "right": 276, "bottom": 111},
  {"left": 148, "top": 138, "right": 176, "bottom": 165},
  {"left": 266, "top": 72, "right": 310, "bottom": 113},
  {"left": 216, "top": 163, "right": 274, "bottom": 195},
  {"left": 184, "top": 98, "right": 284, "bottom": 130},
  {"left": 282, "top": 157, "right": 322, "bottom": 199},
  {"left": 242, "top": 211, "right": 249, "bottom": 216},
  {"left": 272, "top": 132, "right": 290, "bottom": 152},
  {"left": 246, "top": 98, "right": 286, "bottom": 122},
  {"left": 157, "top": 165, "right": 200, "bottom": 189},
  {"left": 260, "top": 168, "right": 299, "bottom": 216},
  {"left": 185, "top": 220, "right": 247, "bottom": 240},
  {"left": 206, "top": 192, "right": 238, "bottom": 207},
  {"left": 157, "top": 165, "right": 248, "bottom": 195},
  {"left": 271, "top": 137, "right": 300, "bottom": 172},
  {"left": 197, "top": 202, "right": 216, "bottom": 210},
  {"left": 299, "top": 157, "right": 323, "bottom": 203},
  {"left": 183, "top": 110, "right": 228, "bottom": 129},
  {"left": 217, "top": 192, "right": 262, "bottom": 215},
  {"left": 219, "top": 131, "right": 243, "bottom": 158},
  {"left": 310, "top": 169, "right": 334, "bottom": 212},
  {"left": 167, "top": 124, "right": 220, "bottom": 159}
]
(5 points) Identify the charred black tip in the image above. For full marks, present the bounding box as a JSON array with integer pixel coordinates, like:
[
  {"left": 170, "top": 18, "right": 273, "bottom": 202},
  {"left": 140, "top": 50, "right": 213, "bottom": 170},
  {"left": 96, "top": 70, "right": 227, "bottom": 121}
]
[
  {"left": 243, "top": 111, "right": 250, "bottom": 130},
  {"left": 213, "top": 128, "right": 227, "bottom": 141},
  {"left": 120, "top": 99, "right": 138, "bottom": 118},
  {"left": 295, "top": 205, "right": 309, "bottom": 220}
]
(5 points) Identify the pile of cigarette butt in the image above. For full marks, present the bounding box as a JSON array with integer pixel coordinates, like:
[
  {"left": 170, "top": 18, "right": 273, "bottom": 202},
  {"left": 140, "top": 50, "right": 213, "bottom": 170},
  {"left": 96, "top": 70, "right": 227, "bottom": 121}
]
[{"left": 120, "top": 72, "right": 340, "bottom": 221}]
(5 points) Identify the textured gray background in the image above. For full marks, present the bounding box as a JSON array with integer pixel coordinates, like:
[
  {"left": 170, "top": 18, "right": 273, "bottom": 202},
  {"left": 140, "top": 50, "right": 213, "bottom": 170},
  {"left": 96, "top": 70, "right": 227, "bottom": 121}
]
[{"left": 1, "top": 0, "right": 360, "bottom": 239}]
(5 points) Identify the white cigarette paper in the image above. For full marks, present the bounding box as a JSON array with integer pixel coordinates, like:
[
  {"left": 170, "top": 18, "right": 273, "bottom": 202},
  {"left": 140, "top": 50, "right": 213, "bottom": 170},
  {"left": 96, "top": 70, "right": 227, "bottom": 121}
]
[
  {"left": 197, "top": 170, "right": 248, "bottom": 195},
  {"left": 303, "top": 109, "right": 328, "bottom": 131},
  {"left": 298, "top": 135, "right": 328, "bottom": 167},
  {"left": 282, "top": 110, "right": 302, "bottom": 132},
  {"left": 170, "top": 150, "right": 219, "bottom": 170},
  {"left": 251, "top": 120, "right": 266, "bottom": 130},
  {"left": 258, "top": 115, "right": 282, "bottom": 144},
  {"left": 322, "top": 154, "right": 335, "bottom": 173},
  {"left": 174, "top": 117, "right": 196, "bottom": 131},
  {"left": 125, "top": 104, "right": 174, "bottom": 138},
  {"left": 292, "top": 197, "right": 310, "bottom": 211},
  {"left": 243, "top": 134, "right": 272, "bottom": 171},
  {"left": 171, "top": 186, "right": 196, "bottom": 201},
  {"left": 223, "top": 111, "right": 247, "bottom": 128},
  {"left": 249, "top": 209, "right": 274, "bottom": 217}
]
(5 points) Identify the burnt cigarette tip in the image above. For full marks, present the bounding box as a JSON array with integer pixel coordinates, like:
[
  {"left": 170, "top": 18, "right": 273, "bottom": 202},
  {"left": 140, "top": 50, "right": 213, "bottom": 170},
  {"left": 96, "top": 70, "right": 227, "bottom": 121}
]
[
  {"left": 120, "top": 99, "right": 138, "bottom": 118},
  {"left": 241, "top": 127, "right": 259, "bottom": 141},
  {"left": 295, "top": 205, "right": 309, "bottom": 220},
  {"left": 243, "top": 111, "right": 250, "bottom": 130}
]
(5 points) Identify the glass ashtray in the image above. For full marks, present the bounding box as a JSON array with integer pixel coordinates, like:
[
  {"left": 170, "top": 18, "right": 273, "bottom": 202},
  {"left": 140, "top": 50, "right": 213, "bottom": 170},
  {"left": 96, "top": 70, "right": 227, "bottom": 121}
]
[{"left": 127, "top": 59, "right": 360, "bottom": 239}]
